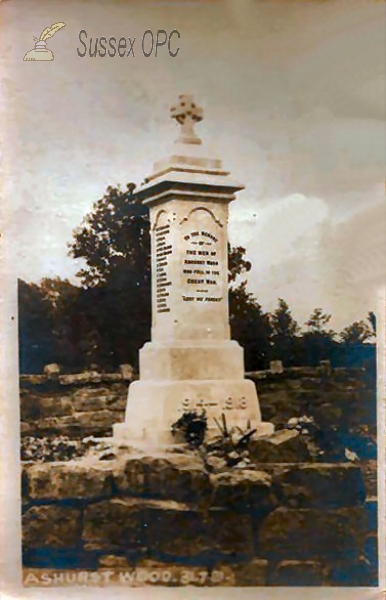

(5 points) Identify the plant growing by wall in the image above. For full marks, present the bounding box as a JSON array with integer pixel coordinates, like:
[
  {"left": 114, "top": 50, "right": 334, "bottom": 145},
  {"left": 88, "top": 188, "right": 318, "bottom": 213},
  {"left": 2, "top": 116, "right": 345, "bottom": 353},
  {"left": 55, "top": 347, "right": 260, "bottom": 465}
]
[{"left": 204, "top": 413, "right": 257, "bottom": 467}]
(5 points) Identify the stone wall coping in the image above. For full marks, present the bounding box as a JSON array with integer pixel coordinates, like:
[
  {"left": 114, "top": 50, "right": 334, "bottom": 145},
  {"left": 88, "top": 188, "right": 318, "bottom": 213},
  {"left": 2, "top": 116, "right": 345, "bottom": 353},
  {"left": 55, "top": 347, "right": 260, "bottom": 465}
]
[{"left": 19, "top": 366, "right": 367, "bottom": 389}]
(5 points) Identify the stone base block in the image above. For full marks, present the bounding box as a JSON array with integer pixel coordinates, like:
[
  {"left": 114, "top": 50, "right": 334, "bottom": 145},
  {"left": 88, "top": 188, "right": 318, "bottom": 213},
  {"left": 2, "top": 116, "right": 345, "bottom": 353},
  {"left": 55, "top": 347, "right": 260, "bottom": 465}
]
[
  {"left": 139, "top": 340, "right": 245, "bottom": 380},
  {"left": 113, "top": 378, "right": 273, "bottom": 445}
]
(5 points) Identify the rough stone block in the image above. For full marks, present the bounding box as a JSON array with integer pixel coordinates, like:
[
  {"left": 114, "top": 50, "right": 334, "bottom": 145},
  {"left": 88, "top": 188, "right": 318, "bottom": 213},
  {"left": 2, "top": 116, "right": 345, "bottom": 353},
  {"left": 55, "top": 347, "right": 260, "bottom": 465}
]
[
  {"left": 23, "top": 505, "right": 82, "bottom": 549},
  {"left": 259, "top": 506, "right": 367, "bottom": 560},
  {"left": 102, "top": 394, "right": 127, "bottom": 411},
  {"left": 20, "top": 422, "right": 34, "bottom": 435},
  {"left": 283, "top": 379, "right": 303, "bottom": 391},
  {"left": 72, "top": 387, "right": 126, "bottom": 411},
  {"left": 38, "top": 396, "right": 73, "bottom": 418},
  {"left": 361, "top": 460, "right": 377, "bottom": 496},
  {"left": 35, "top": 417, "right": 61, "bottom": 432},
  {"left": 233, "top": 558, "right": 268, "bottom": 585},
  {"left": 119, "top": 364, "right": 134, "bottom": 380},
  {"left": 274, "top": 463, "right": 366, "bottom": 508},
  {"left": 249, "top": 429, "right": 311, "bottom": 463},
  {"left": 146, "top": 501, "right": 254, "bottom": 560},
  {"left": 59, "top": 372, "right": 102, "bottom": 385},
  {"left": 20, "top": 375, "right": 47, "bottom": 385},
  {"left": 270, "top": 360, "right": 283, "bottom": 374},
  {"left": 144, "top": 501, "right": 209, "bottom": 558},
  {"left": 269, "top": 560, "right": 324, "bottom": 586},
  {"left": 82, "top": 498, "right": 145, "bottom": 552},
  {"left": 27, "top": 462, "right": 112, "bottom": 500},
  {"left": 364, "top": 533, "right": 378, "bottom": 567},
  {"left": 285, "top": 367, "right": 321, "bottom": 378},
  {"left": 365, "top": 498, "right": 377, "bottom": 532},
  {"left": 291, "top": 390, "right": 322, "bottom": 406},
  {"left": 98, "top": 554, "right": 131, "bottom": 568},
  {"left": 20, "top": 393, "right": 43, "bottom": 421},
  {"left": 43, "top": 363, "right": 61, "bottom": 377},
  {"left": 319, "top": 360, "right": 332, "bottom": 376},
  {"left": 297, "top": 377, "right": 323, "bottom": 390},
  {"left": 210, "top": 469, "right": 274, "bottom": 513},
  {"left": 209, "top": 509, "right": 255, "bottom": 558},
  {"left": 114, "top": 453, "right": 211, "bottom": 503},
  {"left": 21, "top": 468, "right": 29, "bottom": 503},
  {"left": 101, "top": 373, "right": 127, "bottom": 383},
  {"left": 40, "top": 409, "right": 123, "bottom": 436},
  {"left": 327, "top": 557, "right": 378, "bottom": 587},
  {"left": 258, "top": 390, "right": 291, "bottom": 407}
]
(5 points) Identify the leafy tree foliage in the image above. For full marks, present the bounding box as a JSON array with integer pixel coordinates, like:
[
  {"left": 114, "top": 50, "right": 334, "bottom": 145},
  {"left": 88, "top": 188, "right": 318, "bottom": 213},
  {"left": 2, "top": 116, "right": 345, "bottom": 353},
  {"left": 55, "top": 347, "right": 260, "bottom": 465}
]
[
  {"left": 340, "top": 321, "right": 374, "bottom": 344},
  {"left": 70, "top": 183, "right": 146, "bottom": 287},
  {"left": 269, "top": 298, "right": 300, "bottom": 364},
  {"left": 18, "top": 280, "right": 55, "bottom": 373},
  {"left": 367, "top": 311, "right": 377, "bottom": 335},
  {"left": 40, "top": 277, "right": 104, "bottom": 368},
  {"left": 305, "top": 308, "right": 334, "bottom": 335},
  {"left": 228, "top": 244, "right": 251, "bottom": 283},
  {"left": 298, "top": 308, "right": 336, "bottom": 366},
  {"left": 229, "top": 281, "right": 272, "bottom": 370},
  {"left": 271, "top": 299, "right": 300, "bottom": 338}
]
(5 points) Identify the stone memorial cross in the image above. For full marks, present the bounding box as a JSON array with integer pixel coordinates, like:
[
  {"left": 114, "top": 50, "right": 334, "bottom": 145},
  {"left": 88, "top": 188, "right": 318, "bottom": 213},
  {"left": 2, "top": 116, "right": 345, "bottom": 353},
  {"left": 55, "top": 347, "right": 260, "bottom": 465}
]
[{"left": 114, "top": 95, "right": 273, "bottom": 445}]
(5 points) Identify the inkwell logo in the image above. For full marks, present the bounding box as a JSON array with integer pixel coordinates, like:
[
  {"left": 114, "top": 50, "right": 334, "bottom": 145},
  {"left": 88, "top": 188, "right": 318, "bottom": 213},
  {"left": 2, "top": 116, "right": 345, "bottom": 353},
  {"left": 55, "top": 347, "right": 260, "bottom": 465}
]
[{"left": 23, "top": 22, "right": 66, "bottom": 61}]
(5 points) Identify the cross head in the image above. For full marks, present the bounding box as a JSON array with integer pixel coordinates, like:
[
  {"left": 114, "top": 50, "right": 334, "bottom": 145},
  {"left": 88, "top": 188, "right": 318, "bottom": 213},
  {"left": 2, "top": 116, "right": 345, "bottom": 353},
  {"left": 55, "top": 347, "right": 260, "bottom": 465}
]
[{"left": 170, "top": 94, "right": 203, "bottom": 144}]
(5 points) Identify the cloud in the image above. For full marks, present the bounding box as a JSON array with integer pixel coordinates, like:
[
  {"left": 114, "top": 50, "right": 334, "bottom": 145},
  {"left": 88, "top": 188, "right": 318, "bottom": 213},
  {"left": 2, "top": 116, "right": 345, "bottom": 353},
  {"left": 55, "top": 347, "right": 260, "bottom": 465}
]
[
  {"left": 1, "top": 0, "right": 384, "bottom": 329},
  {"left": 230, "top": 192, "right": 385, "bottom": 329}
]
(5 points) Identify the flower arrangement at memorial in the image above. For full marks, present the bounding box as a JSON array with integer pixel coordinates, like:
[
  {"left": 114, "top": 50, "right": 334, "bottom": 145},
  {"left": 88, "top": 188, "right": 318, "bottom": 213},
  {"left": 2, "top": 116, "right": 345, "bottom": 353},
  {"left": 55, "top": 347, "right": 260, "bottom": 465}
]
[
  {"left": 171, "top": 410, "right": 258, "bottom": 469},
  {"left": 171, "top": 410, "right": 208, "bottom": 447}
]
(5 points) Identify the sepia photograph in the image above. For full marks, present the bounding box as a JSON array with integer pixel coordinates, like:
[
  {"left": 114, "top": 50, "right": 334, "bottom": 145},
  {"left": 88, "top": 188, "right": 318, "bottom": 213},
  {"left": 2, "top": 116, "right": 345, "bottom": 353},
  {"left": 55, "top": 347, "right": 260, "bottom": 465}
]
[{"left": 0, "top": 0, "right": 385, "bottom": 594}]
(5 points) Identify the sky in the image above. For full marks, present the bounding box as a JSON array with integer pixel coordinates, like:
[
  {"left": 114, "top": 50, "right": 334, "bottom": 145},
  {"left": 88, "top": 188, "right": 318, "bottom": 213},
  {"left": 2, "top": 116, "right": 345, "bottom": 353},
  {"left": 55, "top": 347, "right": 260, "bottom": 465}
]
[{"left": 1, "top": 0, "right": 385, "bottom": 330}]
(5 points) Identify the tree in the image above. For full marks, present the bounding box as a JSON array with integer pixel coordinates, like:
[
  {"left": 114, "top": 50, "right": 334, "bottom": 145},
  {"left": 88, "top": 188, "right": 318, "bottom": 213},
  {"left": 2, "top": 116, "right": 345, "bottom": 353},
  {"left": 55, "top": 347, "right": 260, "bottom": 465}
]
[
  {"left": 70, "top": 183, "right": 148, "bottom": 287},
  {"left": 300, "top": 308, "right": 337, "bottom": 366},
  {"left": 69, "top": 184, "right": 151, "bottom": 367},
  {"left": 270, "top": 298, "right": 300, "bottom": 365},
  {"left": 229, "top": 281, "right": 272, "bottom": 370},
  {"left": 340, "top": 321, "right": 373, "bottom": 344},
  {"left": 305, "top": 308, "right": 334, "bottom": 335},
  {"left": 40, "top": 277, "right": 79, "bottom": 309},
  {"left": 228, "top": 244, "right": 272, "bottom": 369},
  {"left": 367, "top": 311, "right": 377, "bottom": 335},
  {"left": 69, "top": 183, "right": 264, "bottom": 369},
  {"left": 39, "top": 277, "right": 100, "bottom": 369},
  {"left": 228, "top": 244, "right": 251, "bottom": 283},
  {"left": 18, "top": 280, "right": 56, "bottom": 373}
]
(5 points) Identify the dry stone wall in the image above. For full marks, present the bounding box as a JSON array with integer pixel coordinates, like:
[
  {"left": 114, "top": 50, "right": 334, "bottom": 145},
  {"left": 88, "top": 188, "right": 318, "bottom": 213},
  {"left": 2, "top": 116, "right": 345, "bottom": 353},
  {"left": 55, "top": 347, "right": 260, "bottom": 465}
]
[
  {"left": 21, "top": 452, "right": 377, "bottom": 586},
  {"left": 20, "top": 366, "right": 378, "bottom": 586},
  {"left": 20, "top": 366, "right": 376, "bottom": 441}
]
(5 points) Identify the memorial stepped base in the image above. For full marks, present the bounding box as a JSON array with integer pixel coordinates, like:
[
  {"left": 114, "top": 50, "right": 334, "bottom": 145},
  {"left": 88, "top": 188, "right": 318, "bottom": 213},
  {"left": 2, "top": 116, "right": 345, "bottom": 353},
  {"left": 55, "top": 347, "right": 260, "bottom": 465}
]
[
  {"left": 116, "top": 338, "right": 273, "bottom": 444},
  {"left": 114, "top": 378, "right": 274, "bottom": 444}
]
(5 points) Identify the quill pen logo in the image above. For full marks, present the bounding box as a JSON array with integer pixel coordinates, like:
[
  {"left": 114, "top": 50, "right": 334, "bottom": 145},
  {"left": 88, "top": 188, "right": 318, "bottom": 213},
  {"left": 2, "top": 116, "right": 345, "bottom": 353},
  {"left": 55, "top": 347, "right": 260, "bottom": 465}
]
[{"left": 23, "top": 22, "right": 66, "bottom": 61}]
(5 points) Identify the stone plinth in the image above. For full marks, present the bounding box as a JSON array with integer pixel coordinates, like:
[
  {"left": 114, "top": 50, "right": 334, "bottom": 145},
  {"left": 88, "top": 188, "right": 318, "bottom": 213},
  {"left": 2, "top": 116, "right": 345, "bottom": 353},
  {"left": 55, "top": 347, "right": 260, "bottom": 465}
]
[{"left": 114, "top": 95, "right": 273, "bottom": 445}]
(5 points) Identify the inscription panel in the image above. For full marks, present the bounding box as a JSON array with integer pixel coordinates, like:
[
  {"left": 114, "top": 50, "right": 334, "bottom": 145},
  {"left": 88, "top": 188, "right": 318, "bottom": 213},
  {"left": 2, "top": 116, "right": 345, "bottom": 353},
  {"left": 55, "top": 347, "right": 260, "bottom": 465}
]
[
  {"left": 181, "top": 229, "right": 222, "bottom": 304},
  {"left": 155, "top": 224, "right": 172, "bottom": 313}
]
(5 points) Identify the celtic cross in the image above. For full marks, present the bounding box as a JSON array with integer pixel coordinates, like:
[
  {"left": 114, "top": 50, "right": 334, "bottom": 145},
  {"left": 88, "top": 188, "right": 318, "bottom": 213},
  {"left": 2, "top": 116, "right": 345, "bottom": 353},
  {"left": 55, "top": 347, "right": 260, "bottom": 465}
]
[{"left": 170, "top": 94, "right": 203, "bottom": 144}]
